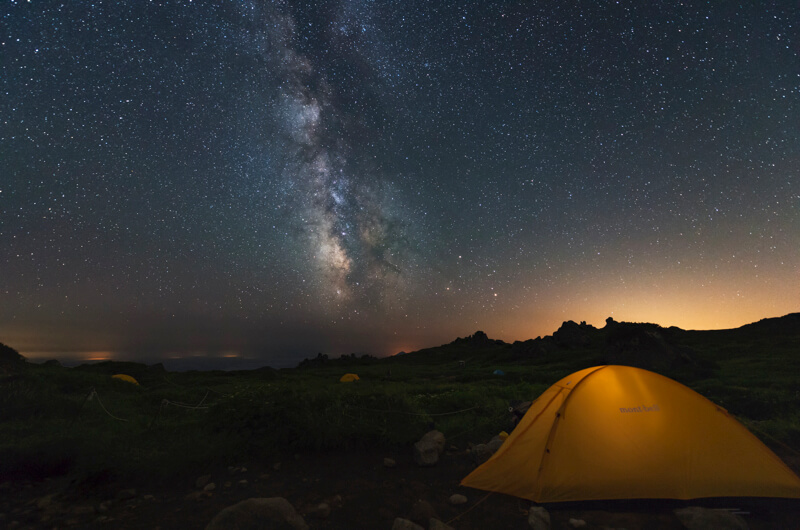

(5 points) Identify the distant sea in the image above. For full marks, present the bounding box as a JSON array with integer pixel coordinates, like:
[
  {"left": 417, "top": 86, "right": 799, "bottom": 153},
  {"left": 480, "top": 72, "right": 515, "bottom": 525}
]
[{"left": 27, "top": 354, "right": 302, "bottom": 371}]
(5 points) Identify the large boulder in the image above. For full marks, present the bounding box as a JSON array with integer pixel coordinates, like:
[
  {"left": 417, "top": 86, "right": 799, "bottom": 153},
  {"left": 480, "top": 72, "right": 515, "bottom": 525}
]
[
  {"left": 528, "top": 506, "right": 551, "bottom": 530},
  {"left": 413, "top": 430, "right": 445, "bottom": 466},
  {"left": 205, "top": 497, "right": 308, "bottom": 530}
]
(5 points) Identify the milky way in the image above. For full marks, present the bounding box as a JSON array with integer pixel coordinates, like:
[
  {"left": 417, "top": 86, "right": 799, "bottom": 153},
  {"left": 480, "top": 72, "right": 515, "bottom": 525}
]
[
  {"left": 1, "top": 1, "right": 798, "bottom": 365},
  {"left": 265, "top": 4, "right": 409, "bottom": 308}
]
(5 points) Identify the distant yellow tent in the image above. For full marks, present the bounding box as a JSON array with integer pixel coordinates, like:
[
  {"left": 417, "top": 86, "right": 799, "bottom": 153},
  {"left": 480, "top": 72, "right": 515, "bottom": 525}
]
[
  {"left": 461, "top": 365, "right": 800, "bottom": 502},
  {"left": 339, "top": 373, "right": 360, "bottom": 382},
  {"left": 111, "top": 374, "right": 139, "bottom": 385}
]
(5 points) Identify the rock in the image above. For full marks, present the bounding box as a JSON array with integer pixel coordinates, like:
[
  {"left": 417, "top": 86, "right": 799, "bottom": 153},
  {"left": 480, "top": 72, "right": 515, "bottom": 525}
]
[
  {"left": 568, "top": 518, "right": 587, "bottom": 528},
  {"left": 97, "top": 501, "right": 112, "bottom": 513},
  {"left": 409, "top": 499, "right": 437, "bottom": 527},
  {"left": 184, "top": 491, "right": 205, "bottom": 501},
  {"left": 94, "top": 515, "right": 113, "bottom": 524},
  {"left": 392, "top": 518, "right": 424, "bottom": 530},
  {"left": 116, "top": 489, "right": 137, "bottom": 501},
  {"left": 326, "top": 494, "right": 343, "bottom": 507},
  {"left": 143, "top": 495, "right": 155, "bottom": 501},
  {"left": 311, "top": 502, "right": 330, "bottom": 518},
  {"left": 674, "top": 507, "right": 749, "bottom": 530},
  {"left": 414, "top": 431, "right": 446, "bottom": 466},
  {"left": 237, "top": 479, "right": 248, "bottom": 487},
  {"left": 203, "top": 483, "right": 216, "bottom": 492},
  {"left": 430, "top": 518, "right": 455, "bottom": 530},
  {"left": 205, "top": 497, "right": 309, "bottom": 530},
  {"left": 422, "top": 430, "right": 446, "bottom": 453},
  {"left": 528, "top": 506, "right": 551, "bottom": 530},
  {"left": 384, "top": 457, "right": 397, "bottom": 468},
  {"left": 273, "top": 462, "right": 282, "bottom": 471},
  {"left": 196, "top": 474, "right": 212, "bottom": 489},
  {"left": 469, "top": 443, "right": 492, "bottom": 464},
  {"left": 224, "top": 481, "right": 232, "bottom": 489},
  {"left": 413, "top": 430, "right": 446, "bottom": 466},
  {"left": 36, "top": 495, "right": 54, "bottom": 509},
  {"left": 448, "top": 494, "right": 467, "bottom": 505},
  {"left": 486, "top": 435, "right": 505, "bottom": 455},
  {"left": 240, "top": 466, "right": 248, "bottom": 472}
]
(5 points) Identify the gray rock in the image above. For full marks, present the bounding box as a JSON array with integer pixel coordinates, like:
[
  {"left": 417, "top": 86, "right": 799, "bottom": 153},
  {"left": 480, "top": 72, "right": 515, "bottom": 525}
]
[
  {"left": 384, "top": 457, "right": 397, "bottom": 468},
  {"left": 568, "top": 518, "right": 587, "bottom": 528},
  {"left": 204, "top": 482, "right": 216, "bottom": 492},
  {"left": 674, "top": 507, "right": 749, "bottom": 530},
  {"left": 413, "top": 430, "right": 446, "bottom": 467},
  {"left": 414, "top": 440, "right": 440, "bottom": 466},
  {"left": 469, "top": 443, "right": 492, "bottom": 464},
  {"left": 448, "top": 494, "right": 467, "bottom": 505},
  {"left": 409, "top": 499, "right": 437, "bottom": 527},
  {"left": 184, "top": 491, "right": 205, "bottom": 501},
  {"left": 392, "top": 518, "right": 425, "bottom": 530},
  {"left": 486, "top": 436, "right": 504, "bottom": 455},
  {"left": 421, "top": 430, "right": 446, "bottom": 454},
  {"left": 115, "top": 489, "right": 137, "bottom": 501},
  {"left": 36, "top": 495, "right": 54, "bottom": 509},
  {"left": 311, "top": 502, "right": 331, "bottom": 518},
  {"left": 205, "top": 497, "right": 308, "bottom": 530},
  {"left": 528, "top": 506, "right": 551, "bottom": 530},
  {"left": 196, "top": 474, "right": 212, "bottom": 489}
]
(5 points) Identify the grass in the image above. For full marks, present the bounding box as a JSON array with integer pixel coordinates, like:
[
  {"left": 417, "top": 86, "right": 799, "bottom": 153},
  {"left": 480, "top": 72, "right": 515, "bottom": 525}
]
[{"left": 1, "top": 323, "right": 799, "bottom": 485}]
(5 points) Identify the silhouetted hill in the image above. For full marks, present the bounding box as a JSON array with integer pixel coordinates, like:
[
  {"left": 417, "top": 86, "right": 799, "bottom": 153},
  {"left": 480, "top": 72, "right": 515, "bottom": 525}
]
[
  {"left": 0, "top": 342, "right": 26, "bottom": 376},
  {"left": 377, "top": 313, "right": 800, "bottom": 380}
]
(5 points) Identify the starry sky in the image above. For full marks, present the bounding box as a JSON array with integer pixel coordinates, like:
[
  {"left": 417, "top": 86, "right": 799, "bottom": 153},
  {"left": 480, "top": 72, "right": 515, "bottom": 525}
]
[{"left": 2, "top": 1, "right": 799, "bottom": 366}]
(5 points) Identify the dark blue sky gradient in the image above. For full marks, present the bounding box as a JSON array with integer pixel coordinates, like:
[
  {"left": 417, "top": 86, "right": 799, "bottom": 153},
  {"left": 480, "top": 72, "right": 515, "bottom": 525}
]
[{"left": 2, "top": 1, "right": 798, "bottom": 365}]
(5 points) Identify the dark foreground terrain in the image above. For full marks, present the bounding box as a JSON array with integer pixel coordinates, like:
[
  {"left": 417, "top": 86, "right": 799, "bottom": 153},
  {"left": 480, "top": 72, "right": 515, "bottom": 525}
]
[
  {"left": 2, "top": 314, "right": 799, "bottom": 528},
  {"left": 4, "top": 446, "right": 800, "bottom": 529}
]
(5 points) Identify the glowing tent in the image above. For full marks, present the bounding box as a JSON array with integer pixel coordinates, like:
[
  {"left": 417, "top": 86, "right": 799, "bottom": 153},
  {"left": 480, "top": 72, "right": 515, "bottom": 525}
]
[
  {"left": 111, "top": 374, "right": 139, "bottom": 385},
  {"left": 461, "top": 365, "right": 800, "bottom": 502},
  {"left": 339, "top": 373, "right": 360, "bottom": 382}
]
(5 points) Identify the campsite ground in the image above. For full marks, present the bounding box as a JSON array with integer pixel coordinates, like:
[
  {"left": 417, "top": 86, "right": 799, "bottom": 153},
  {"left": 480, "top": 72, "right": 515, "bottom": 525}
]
[{"left": 3, "top": 445, "right": 800, "bottom": 529}]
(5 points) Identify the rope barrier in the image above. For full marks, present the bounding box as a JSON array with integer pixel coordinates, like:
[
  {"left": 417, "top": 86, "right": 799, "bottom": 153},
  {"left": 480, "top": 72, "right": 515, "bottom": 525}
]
[
  {"left": 163, "top": 391, "right": 210, "bottom": 410},
  {"left": 91, "top": 389, "right": 129, "bottom": 422}
]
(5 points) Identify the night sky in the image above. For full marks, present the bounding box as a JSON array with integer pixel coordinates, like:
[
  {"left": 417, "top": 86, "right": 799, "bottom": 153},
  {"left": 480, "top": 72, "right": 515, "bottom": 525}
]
[{"left": 2, "top": 1, "right": 798, "bottom": 366}]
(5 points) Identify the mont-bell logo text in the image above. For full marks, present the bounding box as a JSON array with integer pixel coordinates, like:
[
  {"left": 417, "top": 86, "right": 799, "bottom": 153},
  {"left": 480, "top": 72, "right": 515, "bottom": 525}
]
[{"left": 619, "top": 404, "right": 660, "bottom": 413}]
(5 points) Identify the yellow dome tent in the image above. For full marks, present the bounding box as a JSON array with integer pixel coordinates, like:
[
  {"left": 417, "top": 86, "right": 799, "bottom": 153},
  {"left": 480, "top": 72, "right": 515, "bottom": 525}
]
[
  {"left": 461, "top": 365, "right": 800, "bottom": 502},
  {"left": 339, "top": 373, "right": 360, "bottom": 382},
  {"left": 111, "top": 374, "right": 139, "bottom": 385}
]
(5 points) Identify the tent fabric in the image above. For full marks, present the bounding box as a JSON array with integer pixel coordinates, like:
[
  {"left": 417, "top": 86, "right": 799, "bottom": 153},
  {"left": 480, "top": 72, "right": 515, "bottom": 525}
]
[
  {"left": 339, "top": 373, "right": 360, "bottom": 382},
  {"left": 493, "top": 369, "right": 505, "bottom": 376},
  {"left": 461, "top": 365, "right": 800, "bottom": 502},
  {"left": 111, "top": 374, "right": 139, "bottom": 385}
]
